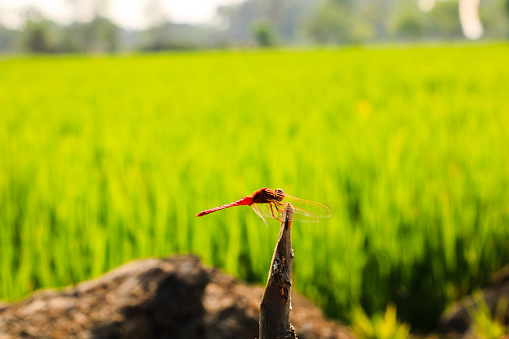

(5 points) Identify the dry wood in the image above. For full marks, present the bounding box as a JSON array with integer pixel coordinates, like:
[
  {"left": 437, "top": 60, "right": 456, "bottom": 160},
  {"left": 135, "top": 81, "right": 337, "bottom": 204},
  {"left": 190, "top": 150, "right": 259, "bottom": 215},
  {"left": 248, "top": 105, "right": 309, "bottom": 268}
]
[{"left": 259, "top": 202, "right": 298, "bottom": 339}]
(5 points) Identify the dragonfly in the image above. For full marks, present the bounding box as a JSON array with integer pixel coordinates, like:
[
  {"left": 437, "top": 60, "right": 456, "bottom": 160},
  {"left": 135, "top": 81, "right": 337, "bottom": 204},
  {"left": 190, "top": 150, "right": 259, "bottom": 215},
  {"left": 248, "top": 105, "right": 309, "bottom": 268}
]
[{"left": 196, "top": 187, "right": 331, "bottom": 226}]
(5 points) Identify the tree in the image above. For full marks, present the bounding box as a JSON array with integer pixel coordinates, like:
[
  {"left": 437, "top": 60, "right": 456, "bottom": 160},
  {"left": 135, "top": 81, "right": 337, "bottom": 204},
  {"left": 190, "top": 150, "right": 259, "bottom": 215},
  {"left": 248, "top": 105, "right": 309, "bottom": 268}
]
[
  {"left": 90, "top": 1, "right": 118, "bottom": 52},
  {"left": 427, "top": 0, "right": 463, "bottom": 39},
  {"left": 20, "top": 8, "right": 52, "bottom": 53},
  {"left": 0, "top": 26, "right": 17, "bottom": 53},
  {"left": 217, "top": 0, "right": 322, "bottom": 46},
  {"left": 253, "top": 21, "right": 276, "bottom": 47},
  {"left": 88, "top": 16, "right": 119, "bottom": 52},
  {"left": 306, "top": 0, "right": 357, "bottom": 44},
  {"left": 143, "top": 0, "right": 169, "bottom": 50},
  {"left": 390, "top": 1, "right": 426, "bottom": 40},
  {"left": 393, "top": 13, "right": 425, "bottom": 39},
  {"left": 0, "top": 5, "right": 17, "bottom": 53}
]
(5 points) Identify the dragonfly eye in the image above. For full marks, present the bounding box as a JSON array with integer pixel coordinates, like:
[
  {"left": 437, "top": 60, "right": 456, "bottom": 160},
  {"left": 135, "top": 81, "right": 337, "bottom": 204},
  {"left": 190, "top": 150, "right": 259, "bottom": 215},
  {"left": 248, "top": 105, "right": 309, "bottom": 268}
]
[{"left": 275, "top": 188, "right": 285, "bottom": 197}]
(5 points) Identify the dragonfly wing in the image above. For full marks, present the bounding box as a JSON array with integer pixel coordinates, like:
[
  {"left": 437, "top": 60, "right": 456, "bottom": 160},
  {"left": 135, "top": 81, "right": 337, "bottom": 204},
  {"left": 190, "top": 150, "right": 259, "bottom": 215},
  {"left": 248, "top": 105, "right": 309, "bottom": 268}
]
[
  {"left": 256, "top": 203, "right": 319, "bottom": 223},
  {"left": 292, "top": 207, "right": 320, "bottom": 223},
  {"left": 256, "top": 203, "right": 283, "bottom": 221},
  {"left": 251, "top": 204, "right": 269, "bottom": 226},
  {"left": 282, "top": 195, "right": 332, "bottom": 218}
]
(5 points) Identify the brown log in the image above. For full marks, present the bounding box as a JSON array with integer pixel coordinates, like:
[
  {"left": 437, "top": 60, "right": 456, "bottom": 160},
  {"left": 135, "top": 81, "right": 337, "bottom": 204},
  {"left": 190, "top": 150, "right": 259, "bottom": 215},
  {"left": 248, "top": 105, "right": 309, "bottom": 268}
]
[{"left": 259, "top": 202, "right": 297, "bottom": 339}]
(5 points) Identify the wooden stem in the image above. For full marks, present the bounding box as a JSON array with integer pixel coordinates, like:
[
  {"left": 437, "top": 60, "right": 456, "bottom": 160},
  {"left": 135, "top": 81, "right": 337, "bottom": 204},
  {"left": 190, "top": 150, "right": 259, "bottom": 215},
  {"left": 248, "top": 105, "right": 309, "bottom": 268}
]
[{"left": 259, "top": 203, "right": 297, "bottom": 339}]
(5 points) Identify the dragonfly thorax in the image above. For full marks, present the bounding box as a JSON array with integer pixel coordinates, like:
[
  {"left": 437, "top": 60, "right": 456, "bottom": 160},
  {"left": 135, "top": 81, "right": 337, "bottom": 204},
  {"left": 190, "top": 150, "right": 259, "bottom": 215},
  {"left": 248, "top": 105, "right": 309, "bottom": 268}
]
[{"left": 252, "top": 187, "right": 285, "bottom": 204}]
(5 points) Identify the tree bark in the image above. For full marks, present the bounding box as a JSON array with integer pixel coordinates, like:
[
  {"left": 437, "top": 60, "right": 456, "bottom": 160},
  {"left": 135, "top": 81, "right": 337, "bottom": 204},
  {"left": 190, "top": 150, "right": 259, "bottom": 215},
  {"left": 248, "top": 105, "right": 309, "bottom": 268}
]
[{"left": 259, "top": 203, "right": 297, "bottom": 339}]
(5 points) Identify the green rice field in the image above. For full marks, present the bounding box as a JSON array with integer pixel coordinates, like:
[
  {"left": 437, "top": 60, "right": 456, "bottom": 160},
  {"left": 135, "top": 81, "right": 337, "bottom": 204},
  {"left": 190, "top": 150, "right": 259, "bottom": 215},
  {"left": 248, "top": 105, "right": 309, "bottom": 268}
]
[{"left": 1, "top": 44, "right": 509, "bottom": 329}]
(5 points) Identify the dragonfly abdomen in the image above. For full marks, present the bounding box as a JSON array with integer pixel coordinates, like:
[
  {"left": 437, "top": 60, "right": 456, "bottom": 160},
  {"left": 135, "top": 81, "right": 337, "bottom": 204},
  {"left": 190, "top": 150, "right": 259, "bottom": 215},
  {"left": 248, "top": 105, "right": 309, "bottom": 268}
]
[{"left": 196, "top": 196, "right": 253, "bottom": 217}]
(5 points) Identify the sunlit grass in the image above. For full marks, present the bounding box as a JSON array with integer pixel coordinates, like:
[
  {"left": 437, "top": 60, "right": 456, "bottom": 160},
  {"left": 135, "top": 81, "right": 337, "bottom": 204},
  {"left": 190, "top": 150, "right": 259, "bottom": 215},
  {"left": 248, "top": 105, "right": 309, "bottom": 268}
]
[
  {"left": 353, "top": 304, "right": 411, "bottom": 339},
  {"left": 467, "top": 291, "right": 508, "bottom": 339},
  {"left": 1, "top": 44, "right": 509, "bottom": 328}
]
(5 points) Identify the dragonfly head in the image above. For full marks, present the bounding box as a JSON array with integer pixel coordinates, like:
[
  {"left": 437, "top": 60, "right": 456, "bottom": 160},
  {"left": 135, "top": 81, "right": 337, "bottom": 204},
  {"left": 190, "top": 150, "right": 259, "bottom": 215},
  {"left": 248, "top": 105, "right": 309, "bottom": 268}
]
[{"left": 275, "top": 188, "right": 285, "bottom": 201}]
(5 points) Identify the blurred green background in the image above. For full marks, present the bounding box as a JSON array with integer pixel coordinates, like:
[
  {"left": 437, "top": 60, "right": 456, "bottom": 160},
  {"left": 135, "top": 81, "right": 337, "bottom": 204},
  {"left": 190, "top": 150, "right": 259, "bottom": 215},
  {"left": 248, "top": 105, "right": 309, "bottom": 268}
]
[{"left": 2, "top": 44, "right": 509, "bottom": 330}]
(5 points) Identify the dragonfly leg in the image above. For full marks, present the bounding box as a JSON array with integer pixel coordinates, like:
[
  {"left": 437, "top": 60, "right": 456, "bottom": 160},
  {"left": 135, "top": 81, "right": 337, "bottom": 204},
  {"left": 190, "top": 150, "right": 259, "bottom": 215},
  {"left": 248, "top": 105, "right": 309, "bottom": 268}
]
[{"left": 270, "top": 202, "right": 284, "bottom": 223}]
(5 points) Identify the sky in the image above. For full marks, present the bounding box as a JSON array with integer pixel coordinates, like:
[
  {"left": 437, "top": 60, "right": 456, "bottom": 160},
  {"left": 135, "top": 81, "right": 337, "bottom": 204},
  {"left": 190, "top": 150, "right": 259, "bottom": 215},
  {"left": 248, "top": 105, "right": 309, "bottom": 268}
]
[{"left": 0, "top": 0, "right": 244, "bottom": 29}]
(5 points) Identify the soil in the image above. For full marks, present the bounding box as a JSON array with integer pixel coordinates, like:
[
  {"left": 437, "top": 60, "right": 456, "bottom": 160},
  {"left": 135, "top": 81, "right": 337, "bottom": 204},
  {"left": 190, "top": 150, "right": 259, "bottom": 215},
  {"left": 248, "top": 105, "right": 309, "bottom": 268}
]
[{"left": 0, "top": 255, "right": 354, "bottom": 339}]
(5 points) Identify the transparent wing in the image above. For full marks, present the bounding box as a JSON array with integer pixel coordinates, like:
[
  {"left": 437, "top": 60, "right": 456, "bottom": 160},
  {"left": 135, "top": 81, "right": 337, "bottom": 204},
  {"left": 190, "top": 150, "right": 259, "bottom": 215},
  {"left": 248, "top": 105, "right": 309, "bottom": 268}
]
[
  {"left": 282, "top": 195, "right": 332, "bottom": 218},
  {"left": 255, "top": 202, "right": 320, "bottom": 223},
  {"left": 251, "top": 204, "right": 269, "bottom": 226}
]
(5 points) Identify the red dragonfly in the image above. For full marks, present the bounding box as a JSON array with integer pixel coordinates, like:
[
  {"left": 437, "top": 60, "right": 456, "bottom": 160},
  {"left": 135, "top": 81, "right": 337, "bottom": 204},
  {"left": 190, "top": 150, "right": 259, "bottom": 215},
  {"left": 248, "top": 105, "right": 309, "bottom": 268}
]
[{"left": 196, "top": 188, "right": 331, "bottom": 226}]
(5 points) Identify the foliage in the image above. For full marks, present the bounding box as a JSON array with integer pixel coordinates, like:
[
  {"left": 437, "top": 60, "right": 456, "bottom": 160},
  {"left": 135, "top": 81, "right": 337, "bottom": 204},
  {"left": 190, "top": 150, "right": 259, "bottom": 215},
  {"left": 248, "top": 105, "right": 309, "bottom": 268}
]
[
  {"left": 252, "top": 21, "right": 277, "bottom": 47},
  {"left": 306, "top": 0, "right": 362, "bottom": 44},
  {"left": 217, "top": 0, "right": 321, "bottom": 45},
  {"left": 390, "top": 2, "right": 426, "bottom": 40},
  {"left": 2, "top": 0, "right": 509, "bottom": 54},
  {"left": 467, "top": 291, "right": 508, "bottom": 339},
  {"left": 426, "top": 1, "right": 463, "bottom": 39},
  {"left": 16, "top": 9, "right": 119, "bottom": 54},
  {"left": 0, "top": 26, "right": 17, "bottom": 53},
  {"left": 308, "top": 0, "right": 509, "bottom": 44},
  {"left": 20, "top": 9, "right": 53, "bottom": 53},
  {"left": 505, "top": 0, "right": 509, "bottom": 16},
  {"left": 479, "top": 0, "right": 509, "bottom": 40},
  {"left": 1, "top": 45, "right": 509, "bottom": 330},
  {"left": 353, "top": 304, "right": 411, "bottom": 339}
]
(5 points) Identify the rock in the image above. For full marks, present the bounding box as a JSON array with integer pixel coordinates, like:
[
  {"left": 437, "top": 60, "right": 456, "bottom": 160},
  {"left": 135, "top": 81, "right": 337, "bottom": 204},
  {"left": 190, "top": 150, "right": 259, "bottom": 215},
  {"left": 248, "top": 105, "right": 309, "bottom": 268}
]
[{"left": 0, "top": 255, "right": 353, "bottom": 339}]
